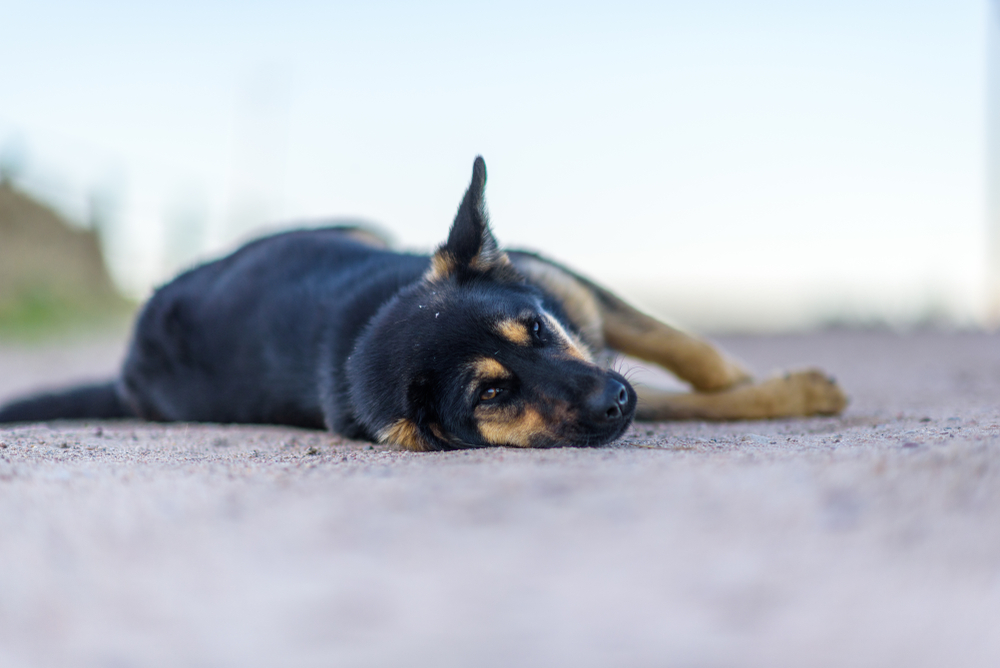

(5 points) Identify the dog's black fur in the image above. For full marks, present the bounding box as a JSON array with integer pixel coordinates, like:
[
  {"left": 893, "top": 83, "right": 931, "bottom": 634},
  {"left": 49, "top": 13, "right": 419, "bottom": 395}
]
[{"left": 0, "top": 157, "right": 638, "bottom": 450}]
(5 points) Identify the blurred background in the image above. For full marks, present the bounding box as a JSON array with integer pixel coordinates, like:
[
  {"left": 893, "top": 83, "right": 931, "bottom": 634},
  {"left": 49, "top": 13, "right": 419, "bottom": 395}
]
[{"left": 1, "top": 0, "right": 999, "bottom": 336}]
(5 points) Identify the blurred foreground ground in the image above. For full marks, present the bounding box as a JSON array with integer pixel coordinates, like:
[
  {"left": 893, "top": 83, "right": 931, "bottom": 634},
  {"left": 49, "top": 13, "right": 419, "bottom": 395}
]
[{"left": 0, "top": 330, "right": 999, "bottom": 668}]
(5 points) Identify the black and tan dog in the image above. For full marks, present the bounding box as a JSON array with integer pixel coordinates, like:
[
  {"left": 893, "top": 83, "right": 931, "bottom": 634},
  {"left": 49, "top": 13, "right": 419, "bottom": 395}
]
[{"left": 0, "top": 157, "right": 846, "bottom": 449}]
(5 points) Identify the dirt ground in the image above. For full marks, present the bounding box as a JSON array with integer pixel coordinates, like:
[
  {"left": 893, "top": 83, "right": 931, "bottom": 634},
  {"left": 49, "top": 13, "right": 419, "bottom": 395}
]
[{"left": 0, "top": 330, "right": 998, "bottom": 668}]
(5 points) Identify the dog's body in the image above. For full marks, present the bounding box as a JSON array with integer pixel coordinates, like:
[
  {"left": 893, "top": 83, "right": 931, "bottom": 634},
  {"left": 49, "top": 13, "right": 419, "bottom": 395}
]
[{"left": 0, "top": 158, "right": 846, "bottom": 449}]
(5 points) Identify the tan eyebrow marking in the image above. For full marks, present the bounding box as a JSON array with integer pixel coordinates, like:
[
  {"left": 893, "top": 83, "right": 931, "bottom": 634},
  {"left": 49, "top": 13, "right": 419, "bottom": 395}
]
[
  {"left": 470, "top": 357, "right": 512, "bottom": 380},
  {"left": 496, "top": 319, "right": 531, "bottom": 345},
  {"left": 542, "top": 313, "right": 594, "bottom": 363}
]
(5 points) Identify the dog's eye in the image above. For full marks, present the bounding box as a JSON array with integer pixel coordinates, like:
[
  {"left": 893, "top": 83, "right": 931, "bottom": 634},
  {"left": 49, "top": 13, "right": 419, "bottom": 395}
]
[
  {"left": 532, "top": 319, "right": 543, "bottom": 338},
  {"left": 480, "top": 387, "right": 503, "bottom": 401}
]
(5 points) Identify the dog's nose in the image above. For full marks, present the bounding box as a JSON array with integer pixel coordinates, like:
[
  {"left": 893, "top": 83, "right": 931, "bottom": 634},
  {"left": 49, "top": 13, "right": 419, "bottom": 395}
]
[{"left": 588, "top": 379, "right": 630, "bottom": 422}]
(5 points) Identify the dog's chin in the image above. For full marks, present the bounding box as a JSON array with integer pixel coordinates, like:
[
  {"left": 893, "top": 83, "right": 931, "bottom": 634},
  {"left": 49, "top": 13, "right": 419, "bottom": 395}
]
[{"left": 546, "top": 414, "right": 636, "bottom": 449}]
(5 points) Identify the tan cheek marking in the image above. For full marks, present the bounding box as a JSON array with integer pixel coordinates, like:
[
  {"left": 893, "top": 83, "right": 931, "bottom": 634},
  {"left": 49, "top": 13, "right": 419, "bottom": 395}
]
[
  {"left": 543, "top": 314, "right": 593, "bottom": 363},
  {"left": 424, "top": 250, "right": 456, "bottom": 282},
  {"left": 477, "top": 406, "right": 548, "bottom": 448},
  {"left": 377, "top": 418, "right": 431, "bottom": 451},
  {"left": 496, "top": 319, "right": 531, "bottom": 345}
]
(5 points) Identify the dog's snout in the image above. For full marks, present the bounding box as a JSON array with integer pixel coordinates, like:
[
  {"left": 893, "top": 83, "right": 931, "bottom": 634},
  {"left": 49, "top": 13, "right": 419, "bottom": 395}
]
[{"left": 589, "top": 379, "right": 630, "bottom": 422}]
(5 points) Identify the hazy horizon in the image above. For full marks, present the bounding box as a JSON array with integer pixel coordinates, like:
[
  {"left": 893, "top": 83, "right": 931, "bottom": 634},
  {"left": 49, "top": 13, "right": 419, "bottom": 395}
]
[{"left": 1, "top": 0, "right": 995, "bottom": 332}]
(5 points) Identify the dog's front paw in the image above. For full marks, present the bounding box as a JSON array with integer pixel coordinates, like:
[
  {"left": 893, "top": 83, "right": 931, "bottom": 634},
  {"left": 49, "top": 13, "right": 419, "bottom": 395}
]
[{"left": 782, "top": 369, "right": 848, "bottom": 416}]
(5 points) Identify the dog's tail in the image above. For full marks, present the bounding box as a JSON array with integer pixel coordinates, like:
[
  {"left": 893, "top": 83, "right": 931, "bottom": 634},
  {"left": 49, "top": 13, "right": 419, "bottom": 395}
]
[{"left": 0, "top": 381, "right": 134, "bottom": 423}]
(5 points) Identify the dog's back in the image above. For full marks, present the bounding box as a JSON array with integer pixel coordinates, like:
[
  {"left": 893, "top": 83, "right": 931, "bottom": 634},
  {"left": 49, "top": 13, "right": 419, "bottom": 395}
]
[{"left": 119, "top": 227, "right": 430, "bottom": 432}]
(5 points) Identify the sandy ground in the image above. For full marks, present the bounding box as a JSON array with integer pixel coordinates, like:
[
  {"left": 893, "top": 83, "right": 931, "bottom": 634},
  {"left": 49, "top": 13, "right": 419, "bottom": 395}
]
[{"left": 0, "top": 330, "right": 998, "bottom": 668}]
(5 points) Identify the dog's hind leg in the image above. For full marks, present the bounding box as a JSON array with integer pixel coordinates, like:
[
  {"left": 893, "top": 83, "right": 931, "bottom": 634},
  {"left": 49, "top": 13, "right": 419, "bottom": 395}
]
[{"left": 634, "top": 370, "right": 847, "bottom": 420}]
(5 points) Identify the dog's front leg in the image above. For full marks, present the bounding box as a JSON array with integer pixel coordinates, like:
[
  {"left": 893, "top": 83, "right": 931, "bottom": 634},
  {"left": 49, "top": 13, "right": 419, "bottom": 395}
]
[
  {"left": 597, "top": 291, "right": 752, "bottom": 392},
  {"left": 633, "top": 370, "right": 847, "bottom": 421}
]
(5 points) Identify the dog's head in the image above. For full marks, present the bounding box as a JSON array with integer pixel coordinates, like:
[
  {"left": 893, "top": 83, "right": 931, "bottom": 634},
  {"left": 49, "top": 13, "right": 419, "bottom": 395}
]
[{"left": 347, "top": 157, "right": 637, "bottom": 450}]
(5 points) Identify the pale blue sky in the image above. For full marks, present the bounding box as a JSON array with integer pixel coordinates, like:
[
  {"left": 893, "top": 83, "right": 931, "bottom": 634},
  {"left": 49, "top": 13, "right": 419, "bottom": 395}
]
[{"left": 0, "top": 0, "right": 991, "bottom": 329}]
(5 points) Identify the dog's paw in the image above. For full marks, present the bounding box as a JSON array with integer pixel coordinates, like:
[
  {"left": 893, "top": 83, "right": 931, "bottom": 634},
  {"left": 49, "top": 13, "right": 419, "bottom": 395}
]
[
  {"left": 780, "top": 369, "right": 848, "bottom": 416},
  {"left": 721, "top": 359, "right": 754, "bottom": 389}
]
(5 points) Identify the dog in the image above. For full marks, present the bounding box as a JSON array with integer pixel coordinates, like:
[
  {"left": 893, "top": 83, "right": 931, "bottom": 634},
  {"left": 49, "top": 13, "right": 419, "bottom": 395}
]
[{"left": 0, "top": 157, "right": 847, "bottom": 450}]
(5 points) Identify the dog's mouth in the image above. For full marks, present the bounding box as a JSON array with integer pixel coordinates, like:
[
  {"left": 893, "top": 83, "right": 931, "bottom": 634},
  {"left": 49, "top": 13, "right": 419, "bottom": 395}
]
[
  {"left": 555, "top": 409, "right": 636, "bottom": 448},
  {"left": 529, "top": 379, "right": 638, "bottom": 448},
  {"left": 453, "top": 400, "right": 635, "bottom": 450}
]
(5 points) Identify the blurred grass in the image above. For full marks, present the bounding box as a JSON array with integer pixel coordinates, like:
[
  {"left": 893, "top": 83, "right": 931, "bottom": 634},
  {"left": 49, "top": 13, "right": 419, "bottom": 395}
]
[{"left": 0, "top": 286, "right": 134, "bottom": 341}]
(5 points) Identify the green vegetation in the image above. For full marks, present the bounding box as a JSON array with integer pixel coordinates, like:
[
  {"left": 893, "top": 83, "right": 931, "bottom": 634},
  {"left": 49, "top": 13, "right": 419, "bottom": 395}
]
[
  {"left": 0, "top": 286, "right": 133, "bottom": 339},
  {"left": 0, "top": 181, "right": 135, "bottom": 341}
]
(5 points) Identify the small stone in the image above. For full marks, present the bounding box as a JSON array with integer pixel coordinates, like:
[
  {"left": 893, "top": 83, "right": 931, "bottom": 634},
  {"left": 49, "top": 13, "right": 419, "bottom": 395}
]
[
  {"left": 306, "top": 447, "right": 320, "bottom": 456},
  {"left": 919, "top": 417, "right": 931, "bottom": 423},
  {"left": 902, "top": 441, "right": 919, "bottom": 448}
]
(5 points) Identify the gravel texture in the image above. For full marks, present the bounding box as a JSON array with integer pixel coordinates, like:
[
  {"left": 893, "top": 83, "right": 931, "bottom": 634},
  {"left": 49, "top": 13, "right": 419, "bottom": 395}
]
[{"left": 0, "top": 330, "right": 998, "bottom": 667}]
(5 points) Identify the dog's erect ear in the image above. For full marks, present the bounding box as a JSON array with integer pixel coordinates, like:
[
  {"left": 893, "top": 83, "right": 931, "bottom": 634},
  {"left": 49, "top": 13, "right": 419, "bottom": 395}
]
[{"left": 426, "top": 157, "right": 518, "bottom": 283}]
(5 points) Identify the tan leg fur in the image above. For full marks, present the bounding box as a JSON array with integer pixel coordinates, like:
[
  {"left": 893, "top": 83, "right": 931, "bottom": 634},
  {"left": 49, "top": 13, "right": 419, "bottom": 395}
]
[
  {"left": 635, "top": 370, "right": 847, "bottom": 420},
  {"left": 597, "top": 294, "right": 847, "bottom": 420},
  {"left": 598, "top": 291, "right": 752, "bottom": 392}
]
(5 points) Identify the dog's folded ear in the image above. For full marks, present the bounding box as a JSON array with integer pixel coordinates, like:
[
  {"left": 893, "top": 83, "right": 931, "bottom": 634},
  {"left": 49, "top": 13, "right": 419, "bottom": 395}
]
[
  {"left": 426, "top": 156, "right": 520, "bottom": 283},
  {"left": 377, "top": 375, "right": 455, "bottom": 451}
]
